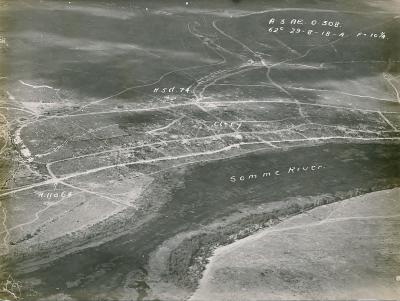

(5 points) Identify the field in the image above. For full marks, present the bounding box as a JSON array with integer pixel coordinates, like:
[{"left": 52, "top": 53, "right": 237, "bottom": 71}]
[{"left": 191, "top": 188, "right": 400, "bottom": 300}]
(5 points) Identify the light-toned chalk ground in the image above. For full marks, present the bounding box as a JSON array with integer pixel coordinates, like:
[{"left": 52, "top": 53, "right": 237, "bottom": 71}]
[{"left": 191, "top": 188, "right": 400, "bottom": 300}]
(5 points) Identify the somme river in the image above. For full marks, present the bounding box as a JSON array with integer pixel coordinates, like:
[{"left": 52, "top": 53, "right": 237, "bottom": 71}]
[{"left": 11, "top": 142, "right": 400, "bottom": 300}]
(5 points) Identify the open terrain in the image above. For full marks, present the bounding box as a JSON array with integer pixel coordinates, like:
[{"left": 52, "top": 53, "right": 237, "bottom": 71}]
[{"left": 191, "top": 188, "right": 400, "bottom": 300}]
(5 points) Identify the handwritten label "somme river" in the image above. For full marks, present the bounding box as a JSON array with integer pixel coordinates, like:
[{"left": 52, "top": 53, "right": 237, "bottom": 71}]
[{"left": 229, "top": 164, "right": 325, "bottom": 183}]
